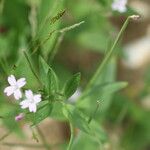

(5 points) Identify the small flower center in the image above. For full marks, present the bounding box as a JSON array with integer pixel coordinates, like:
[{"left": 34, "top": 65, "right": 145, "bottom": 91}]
[
  {"left": 13, "top": 84, "right": 19, "bottom": 91},
  {"left": 29, "top": 98, "right": 35, "bottom": 104}
]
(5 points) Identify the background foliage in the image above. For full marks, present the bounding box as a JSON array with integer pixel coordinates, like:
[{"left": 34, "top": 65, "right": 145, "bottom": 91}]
[{"left": 0, "top": 0, "right": 150, "bottom": 150}]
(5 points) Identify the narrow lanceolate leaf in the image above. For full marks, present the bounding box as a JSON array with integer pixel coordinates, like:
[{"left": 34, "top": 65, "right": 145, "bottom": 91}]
[
  {"left": 78, "top": 81, "right": 128, "bottom": 110},
  {"left": 81, "top": 81, "right": 128, "bottom": 100},
  {"left": 39, "top": 56, "right": 49, "bottom": 87},
  {"left": 63, "top": 104, "right": 91, "bottom": 134},
  {"left": 39, "top": 56, "right": 59, "bottom": 94},
  {"left": 31, "top": 103, "right": 53, "bottom": 126},
  {"left": 47, "top": 68, "right": 59, "bottom": 95},
  {"left": 39, "top": 56, "right": 49, "bottom": 80},
  {"left": 90, "top": 120, "right": 108, "bottom": 143},
  {"left": 63, "top": 73, "right": 81, "bottom": 99},
  {"left": 24, "top": 51, "right": 41, "bottom": 84}
]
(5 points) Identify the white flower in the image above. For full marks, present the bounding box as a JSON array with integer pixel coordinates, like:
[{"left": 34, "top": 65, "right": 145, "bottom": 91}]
[
  {"left": 20, "top": 90, "right": 41, "bottom": 113},
  {"left": 112, "top": 0, "right": 128, "bottom": 13},
  {"left": 4, "top": 75, "right": 26, "bottom": 100}
]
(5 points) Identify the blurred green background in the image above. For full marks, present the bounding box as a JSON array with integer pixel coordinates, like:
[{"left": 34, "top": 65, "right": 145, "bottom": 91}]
[{"left": 0, "top": 0, "right": 150, "bottom": 150}]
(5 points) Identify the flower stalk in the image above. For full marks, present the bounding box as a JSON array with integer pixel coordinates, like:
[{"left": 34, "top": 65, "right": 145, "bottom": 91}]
[
  {"left": 67, "top": 123, "right": 74, "bottom": 150},
  {"left": 85, "top": 15, "right": 139, "bottom": 91}
]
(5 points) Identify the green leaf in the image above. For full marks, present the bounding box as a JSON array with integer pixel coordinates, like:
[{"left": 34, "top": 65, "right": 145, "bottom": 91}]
[
  {"left": 63, "top": 104, "right": 91, "bottom": 134},
  {"left": 63, "top": 73, "right": 81, "bottom": 99},
  {"left": 39, "top": 56, "right": 49, "bottom": 84},
  {"left": 83, "top": 81, "right": 128, "bottom": 99},
  {"left": 77, "top": 58, "right": 120, "bottom": 121},
  {"left": 29, "top": 102, "right": 53, "bottom": 126},
  {"left": 50, "top": 101, "right": 66, "bottom": 121},
  {"left": 72, "top": 121, "right": 108, "bottom": 150},
  {"left": 47, "top": 68, "right": 59, "bottom": 95},
  {"left": 39, "top": 56, "right": 59, "bottom": 95},
  {"left": 80, "top": 81, "right": 128, "bottom": 102},
  {"left": 72, "top": 133, "right": 99, "bottom": 150},
  {"left": 77, "top": 78, "right": 128, "bottom": 120},
  {"left": 89, "top": 121, "right": 108, "bottom": 143}
]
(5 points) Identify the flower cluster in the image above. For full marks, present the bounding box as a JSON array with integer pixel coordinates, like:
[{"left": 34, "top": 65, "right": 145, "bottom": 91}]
[
  {"left": 111, "top": 0, "right": 128, "bottom": 13},
  {"left": 4, "top": 75, "right": 41, "bottom": 113}
]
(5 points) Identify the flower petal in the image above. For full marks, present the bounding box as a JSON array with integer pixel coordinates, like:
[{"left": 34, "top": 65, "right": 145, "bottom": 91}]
[
  {"left": 34, "top": 94, "right": 41, "bottom": 103},
  {"left": 112, "top": 0, "right": 127, "bottom": 13},
  {"left": 20, "top": 100, "right": 30, "bottom": 109},
  {"left": 25, "top": 90, "right": 33, "bottom": 100},
  {"left": 14, "top": 89, "right": 22, "bottom": 100},
  {"left": 17, "top": 78, "right": 26, "bottom": 88},
  {"left": 15, "top": 113, "right": 24, "bottom": 121},
  {"left": 4, "top": 86, "right": 15, "bottom": 96},
  {"left": 119, "top": 6, "right": 126, "bottom": 13},
  {"left": 29, "top": 103, "right": 37, "bottom": 113},
  {"left": 8, "top": 75, "right": 16, "bottom": 86}
]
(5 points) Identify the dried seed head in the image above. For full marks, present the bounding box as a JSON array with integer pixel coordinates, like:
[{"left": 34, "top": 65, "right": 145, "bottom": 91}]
[{"left": 129, "top": 15, "right": 141, "bottom": 20}]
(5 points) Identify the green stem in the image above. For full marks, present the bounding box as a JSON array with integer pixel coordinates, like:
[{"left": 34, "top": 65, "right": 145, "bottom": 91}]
[
  {"left": 72, "top": 100, "right": 101, "bottom": 147},
  {"left": 31, "top": 128, "right": 39, "bottom": 143},
  {"left": 85, "top": 16, "right": 133, "bottom": 91},
  {"left": 67, "top": 123, "right": 74, "bottom": 150},
  {"left": 23, "top": 51, "right": 42, "bottom": 85},
  {"left": 36, "top": 126, "right": 51, "bottom": 150},
  {"left": 88, "top": 101, "right": 101, "bottom": 124}
]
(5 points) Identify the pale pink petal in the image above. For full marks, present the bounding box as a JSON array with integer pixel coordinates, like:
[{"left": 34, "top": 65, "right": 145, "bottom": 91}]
[
  {"left": 29, "top": 103, "right": 37, "bottom": 113},
  {"left": 4, "top": 86, "right": 15, "bottom": 96},
  {"left": 17, "top": 78, "right": 26, "bottom": 88},
  {"left": 34, "top": 94, "right": 41, "bottom": 103},
  {"left": 8, "top": 75, "right": 16, "bottom": 86},
  {"left": 20, "top": 100, "right": 30, "bottom": 109},
  {"left": 14, "top": 89, "right": 22, "bottom": 100},
  {"left": 112, "top": 0, "right": 127, "bottom": 13},
  {"left": 15, "top": 113, "right": 24, "bottom": 121},
  {"left": 119, "top": 6, "right": 126, "bottom": 12},
  {"left": 25, "top": 90, "right": 33, "bottom": 100}
]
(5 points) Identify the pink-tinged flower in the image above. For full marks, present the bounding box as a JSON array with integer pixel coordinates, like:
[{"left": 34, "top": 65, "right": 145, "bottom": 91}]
[
  {"left": 112, "top": 0, "right": 128, "bottom": 13},
  {"left": 4, "top": 75, "right": 26, "bottom": 100},
  {"left": 20, "top": 90, "right": 41, "bottom": 113},
  {"left": 15, "top": 113, "right": 24, "bottom": 121}
]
